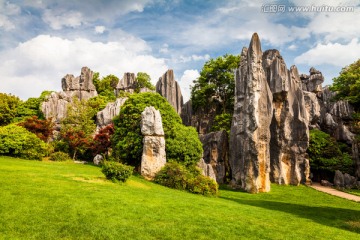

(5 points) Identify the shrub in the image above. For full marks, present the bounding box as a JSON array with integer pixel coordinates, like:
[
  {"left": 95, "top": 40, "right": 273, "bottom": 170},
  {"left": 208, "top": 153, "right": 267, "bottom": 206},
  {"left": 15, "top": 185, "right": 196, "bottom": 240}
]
[
  {"left": 308, "top": 129, "right": 354, "bottom": 174},
  {"left": 0, "top": 124, "right": 47, "bottom": 160},
  {"left": 101, "top": 161, "right": 134, "bottom": 182},
  {"left": 50, "top": 152, "right": 71, "bottom": 162},
  {"left": 154, "top": 162, "right": 218, "bottom": 196},
  {"left": 112, "top": 92, "right": 203, "bottom": 167},
  {"left": 18, "top": 116, "right": 54, "bottom": 142}
]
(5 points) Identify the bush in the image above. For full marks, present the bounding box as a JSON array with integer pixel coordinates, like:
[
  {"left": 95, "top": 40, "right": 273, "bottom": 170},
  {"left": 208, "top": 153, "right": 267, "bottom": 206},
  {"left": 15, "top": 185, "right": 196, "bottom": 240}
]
[
  {"left": 0, "top": 124, "right": 47, "bottom": 160},
  {"left": 50, "top": 152, "right": 71, "bottom": 162},
  {"left": 112, "top": 92, "right": 203, "bottom": 167},
  {"left": 154, "top": 162, "right": 218, "bottom": 196},
  {"left": 308, "top": 129, "right": 354, "bottom": 174},
  {"left": 101, "top": 161, "right": 134, "bottom": 182}
]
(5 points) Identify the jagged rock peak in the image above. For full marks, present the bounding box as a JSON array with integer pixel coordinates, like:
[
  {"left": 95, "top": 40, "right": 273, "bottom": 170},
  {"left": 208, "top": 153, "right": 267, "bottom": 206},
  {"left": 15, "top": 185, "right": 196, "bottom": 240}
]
[
  {"left": 116, "top": 72, "right": 136, "bottom": 91},
  {"left": 229, "top": 32, "right": 273, "bottom": 193},
  {"left": 61, "top": 66, "right": 96, "bottom": 92},
  {"left": 156, "top": 69, "right": 183, "bottom": 114},
  {"left": 300, "top": 67, "right": 324, "bottom": 93}
]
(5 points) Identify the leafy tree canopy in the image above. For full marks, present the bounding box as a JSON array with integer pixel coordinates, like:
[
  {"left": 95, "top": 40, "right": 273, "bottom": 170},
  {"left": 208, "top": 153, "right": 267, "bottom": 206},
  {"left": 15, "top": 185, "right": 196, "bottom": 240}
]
[
  {"left": 0, "top": 93, "right": 21, "bottom": 126},
  {"left": 93, "top": 73, "right": 118, "bottom": 101},
  {"left": 191, "top": 54, "right": 240, "bottom": 113},
  {"left": 330, "top": 59, "right": 360, "bottom": 109},
  {"left": 15, "top": 90, "right": 53, "bottom": 121},
  {"left": 135, "top": 72, "right": 155, "bottom": 92}
]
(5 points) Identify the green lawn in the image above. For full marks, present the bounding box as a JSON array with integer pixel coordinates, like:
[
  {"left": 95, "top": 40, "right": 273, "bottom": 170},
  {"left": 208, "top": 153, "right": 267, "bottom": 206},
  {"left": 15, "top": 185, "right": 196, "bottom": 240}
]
[{"left": 0, "top": 156, "right": 359, "bottom": 239}]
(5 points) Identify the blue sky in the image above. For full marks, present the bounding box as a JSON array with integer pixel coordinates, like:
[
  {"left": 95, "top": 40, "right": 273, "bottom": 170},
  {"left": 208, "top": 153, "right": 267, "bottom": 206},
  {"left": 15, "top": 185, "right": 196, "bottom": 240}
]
[{"left": 0, "top": 0, "right": 359, "bottom": 101}]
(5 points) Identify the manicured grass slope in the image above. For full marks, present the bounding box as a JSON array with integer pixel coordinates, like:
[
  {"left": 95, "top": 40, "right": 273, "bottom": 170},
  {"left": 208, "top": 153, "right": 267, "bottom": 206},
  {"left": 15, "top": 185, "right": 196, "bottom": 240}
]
[{"left": 0, "top": 157, "right": 359, "bottom": 240}]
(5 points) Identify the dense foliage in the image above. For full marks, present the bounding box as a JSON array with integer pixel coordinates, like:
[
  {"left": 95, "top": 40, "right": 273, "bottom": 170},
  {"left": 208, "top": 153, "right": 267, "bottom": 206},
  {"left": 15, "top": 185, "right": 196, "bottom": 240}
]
[
  {"left": 211, "top": 113, "right": 232, "bottom": 134},
  {"left": 0, "top": 93, "right": 21, "bottom": 126},
  {"left": 330, "top": 59, "right": 360, "bottom": 109},
  {"left": 135, "top": 72, "right": 155, "bottom": 92},
  {"left": 18, "top": 116, "right": 54, "bottom": 142},
  {"left": 93, "top": 73, "right": 118, "bottom": 101},
  {"left": 102, "top": 161, "right": 134, "bottom": 182},
  {"left": 308, "top": 129, "right": 353, "bottom": 175},
  {"left": 154, "top": 162, "right": 218, "bottom": 196},
  {"left": 112, "top": 92, "right": 203, "bottom": 167},
  {"left": 15, "top": 91, "right": 53, "bottom": 121},
  {"left": 191, "top": 54, "right": 240, "bottom": 113},
  {"left": 49, "top": 151, "right": 71, "bottom": 162},
  {"left": 59, "top": 129, "right": 91, "bottom": 160},
  {"left": 0, "top": 124, "right": 47, "bottom": 160}
]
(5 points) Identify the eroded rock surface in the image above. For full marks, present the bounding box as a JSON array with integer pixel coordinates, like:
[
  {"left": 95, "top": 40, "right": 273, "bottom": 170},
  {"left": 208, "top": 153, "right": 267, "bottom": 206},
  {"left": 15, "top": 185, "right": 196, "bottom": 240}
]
[
  {"left": 96, "top": 98, "right": 128, "bottom": 128},
  {"left": 229, "top": 33, "right": 273, "bottom": 193},
  {"left": 197, "top": 158, "right": 216, "bottom": 181},
  {"left": 41, "top": 67, "right": 98, "bottom": 124},
  {"left": 140, "top": 106, "right": 166, "bottom": 180},
  {"left": 199, "top": 130, "right": 230, "bottom": 184},
  {"left": 156, "top": 70, "right": 183, "bottom": 114},
  {"left": 116, "top": 72, "right": 136, "bottom": 94}
]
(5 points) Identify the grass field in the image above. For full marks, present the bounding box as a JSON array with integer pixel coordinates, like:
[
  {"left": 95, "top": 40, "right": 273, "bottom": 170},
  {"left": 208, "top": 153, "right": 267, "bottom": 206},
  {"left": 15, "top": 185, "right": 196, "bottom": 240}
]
[
  {"left": 0, "top": 156, "right": 359, "bottom": 239},
  {"left": 345, "top": 189, "right": 360, "bottom": 197}
]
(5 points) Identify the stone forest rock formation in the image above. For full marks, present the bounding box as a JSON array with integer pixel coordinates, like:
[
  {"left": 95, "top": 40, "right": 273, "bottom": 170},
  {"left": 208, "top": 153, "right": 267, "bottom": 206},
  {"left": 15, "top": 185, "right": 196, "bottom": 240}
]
[
  {"left": 140, "top": 106, "right": 166, "bottom": 180},
  {"left": 263, "top": 50, "right": 310, "bottom": 186},
  {"left": 156, "top": 70, "right": 183, "bottom": 114},
  {"left": 115, "top": 72, "right": 137, "bottom": 94},
  {"left": 199, "top": 130, "right": 230, "bottom": 184},
  {"left": 96, "top": 98, "right": 128, "bottom": 129},
  {"left": 42, "top": 67, "right": 98, "bottom": 125},
  {"left": 229, "top": 33, "right": 273, "bottom": 193}
]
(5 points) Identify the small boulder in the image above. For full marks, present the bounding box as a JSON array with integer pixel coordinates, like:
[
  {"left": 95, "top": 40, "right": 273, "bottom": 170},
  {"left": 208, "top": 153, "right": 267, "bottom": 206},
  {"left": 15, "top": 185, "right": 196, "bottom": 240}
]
[
  {"left": 334, "top": 170, "right": 345, "bottom": 188},
  {"left": 93, "top": 154, "right": 103, "bottom": 165},
  {"left": 320, "top": 180, "right": 333, "bottom": 187}
]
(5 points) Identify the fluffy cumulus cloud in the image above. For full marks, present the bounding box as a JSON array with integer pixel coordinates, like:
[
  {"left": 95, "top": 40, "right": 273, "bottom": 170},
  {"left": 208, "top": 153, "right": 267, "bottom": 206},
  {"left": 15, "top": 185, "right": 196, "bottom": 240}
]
[
  {"left": 294, "top": 38, "right": 360, "bottom": 67},
  {"left": 0, "top": 34, "right": 168, "bottom": 100},
  {"left": 94, "top": 26, "right": 106, "bottom": 34},
  {"left": 178, "top": 69, "right": 200, "bottom": 102}
]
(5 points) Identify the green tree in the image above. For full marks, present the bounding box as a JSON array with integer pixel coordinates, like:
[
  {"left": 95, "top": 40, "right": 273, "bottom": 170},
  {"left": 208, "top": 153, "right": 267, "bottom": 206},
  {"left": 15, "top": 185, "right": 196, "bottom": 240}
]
[
  {"left": 135, "top": 72, "right": 155, "bottom": 92},
  {"left": 0, "top": 93, "right": 21, "bottom": 126},
  {"left": 191, "top": 54, "right": 240, "bottom": 113},
  {"left": 15, "top": 91, "right": 53, "bottom": 121},
  {"left": 61, "top": 97, "right": 96, "bottom": 136},
  {"left": 93, "top": 73, "right": 118, "bottom": 101},
  {"left": 0, "top": 124, "right": 47, "bottom": 160},
  {"left": 112, "top": 92, "right": 203, "bottom": 167},
  {"left": 308, "top": 129, "right": 353, "bottom": 175},
  {"left": 330, "top": 59, "right": 360, "bottom": 109}
]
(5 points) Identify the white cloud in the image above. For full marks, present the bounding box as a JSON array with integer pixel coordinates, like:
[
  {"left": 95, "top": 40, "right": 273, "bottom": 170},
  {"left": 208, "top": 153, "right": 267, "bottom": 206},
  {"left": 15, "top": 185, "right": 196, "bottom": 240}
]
[
  {"left": 43, "top": 9, "right": 84, "bottom": 30},
  {"left": 288, "top": 44, "right": 298, "bottom": 50},
  {"left": 0, "top": 35, "right": 168, "bottom": 100},
  {"left": 95, "top": 26, "right": 106, "bottom": 34},
  {"left": 176, "top": 54, "right": 210, "bottom": 63},
  {"left": 178, "top": 69, "right": 200, "bottom": 102},
  {"left": 294, "top": 38, "right": 360, "bottom": 67},
  {"left": 0, "top": 0, "right": 20, "bottom": 30}
]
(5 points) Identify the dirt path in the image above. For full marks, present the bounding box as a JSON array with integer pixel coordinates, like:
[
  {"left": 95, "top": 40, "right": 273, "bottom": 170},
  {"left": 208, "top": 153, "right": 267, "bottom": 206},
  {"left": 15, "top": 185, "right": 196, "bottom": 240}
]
[{"left": 310, "top": 183, "right": 360, "bottom": 202}]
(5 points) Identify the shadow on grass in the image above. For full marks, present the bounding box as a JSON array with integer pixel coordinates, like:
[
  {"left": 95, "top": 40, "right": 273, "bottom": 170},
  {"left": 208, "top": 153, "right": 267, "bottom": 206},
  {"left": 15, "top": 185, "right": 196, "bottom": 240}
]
[{"left": 221, "top": 196, "right": 360, "bottom": 234}]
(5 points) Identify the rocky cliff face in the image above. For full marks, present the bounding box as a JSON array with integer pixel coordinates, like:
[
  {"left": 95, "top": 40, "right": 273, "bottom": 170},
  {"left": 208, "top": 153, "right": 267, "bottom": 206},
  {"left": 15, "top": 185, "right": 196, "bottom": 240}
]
[
  {"left": 229, "top": 33, "right": 273, "bottom": 193},
  {"left": 42, "top": 67, "right": 98, "bottom": 124},
  {"left": 140, "top": 106, "right": 166, "bottom": 180},
  {"left": 61, "top": 66, "right": 97, "bottom": 100},
  {"left": 264, "top": 51, "right": 310, "bottom": 185},
  {"left": 199, "top": 130, "right": 230, "bottom": 184},
  {"left": 96, "top": 98, "right": 128, "bottom": 129},
  {"left": 156, "top": 70, "right": 183, "bottom": 114},
  {"left": 115, "top": 72, "right": 137, "bottom": 94}
]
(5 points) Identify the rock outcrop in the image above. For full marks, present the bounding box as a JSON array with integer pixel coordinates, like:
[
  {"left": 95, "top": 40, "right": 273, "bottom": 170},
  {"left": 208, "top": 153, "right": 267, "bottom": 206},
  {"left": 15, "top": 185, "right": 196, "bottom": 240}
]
[
  {"left": 300, "top": 67, "right": 324, "bottom": 93},
  {"left": 334, "top": 170, "right": 357, "bottom": 189},
  {"left": 199, "top": 130, "right": 230, "bottom": 184},
  {"left": 262, "top": 49, "right": 310, "bottom": 186},
  {"left": 41, "top": 67, "right": 98, "bottom": 124},
  {"left": 61, "top": 66, "right": 97, "bottom": 100},
  {"left": 303, "top": 91, "right": 321, "bottom": 129},
  {"left": 96, "top": 98, "right": 128, "bottom": 128},
  {"left": 115, "top": 72, "right": 136, "bottom": 94},
  {"left": 197, "top": 158, "right": 216, "bottom": 181},
  {"left": 229, "top": 33, "right": 273, "bottom": 193},
  {"left": 156, "top": 70, "right": 183, "bottom": 114},
  {"left": 140, "top": 106, "right": 166, "bottom": 180}
]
